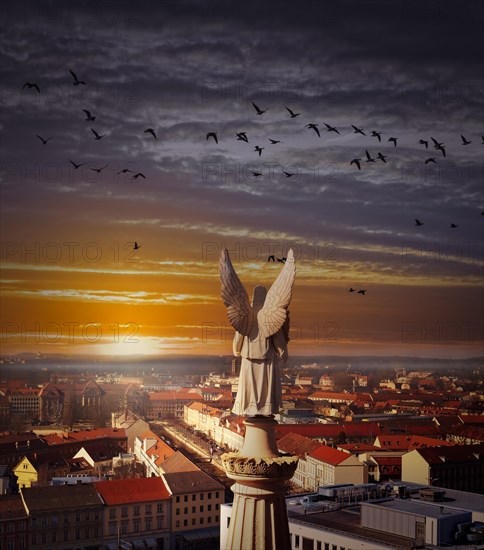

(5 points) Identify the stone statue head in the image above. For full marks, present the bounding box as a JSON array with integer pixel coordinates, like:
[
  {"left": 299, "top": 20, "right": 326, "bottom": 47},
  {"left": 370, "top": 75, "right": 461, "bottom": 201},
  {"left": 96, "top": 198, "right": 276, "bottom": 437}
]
[{"left": 252, "top": 285, "right": 267, "bottom": 312}]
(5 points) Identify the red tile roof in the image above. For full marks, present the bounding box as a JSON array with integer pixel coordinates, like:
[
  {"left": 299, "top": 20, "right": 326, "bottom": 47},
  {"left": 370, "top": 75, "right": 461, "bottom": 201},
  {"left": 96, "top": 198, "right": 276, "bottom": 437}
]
[
  {"left": 95, "top": 477, "right": 170, "bottom": 504},
  {"left": 308, "top": 445, "right": 352, "bottom": 465}
]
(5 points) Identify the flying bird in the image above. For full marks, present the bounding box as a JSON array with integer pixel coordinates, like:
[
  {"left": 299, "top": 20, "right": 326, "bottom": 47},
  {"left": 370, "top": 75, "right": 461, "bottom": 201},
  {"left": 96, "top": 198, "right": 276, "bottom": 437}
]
[
  {"left": 90, "top": 164, "right": 108, "bottom": 174},
  {"left": 91, "top": 128, "right": 106, "bottom": 140},
  {"left": 377, "top": 152, "right": 387, "bottom": 163},
  {"left": 461, "top": 134, "right": 471, "bottom": 145},
  {"left": 283, "top": 171, "right": 294, "bottom": 178},
  {"left": 22, "top": 82, "right": 40, "bottom": 93},
  {"left": 36, "top": 134, "right": 52, "bottom": 145},
  {"left": 268, "top": 138, "right": 281, "bottom": 144},
  {"left": 133, "top": 242, "right": 141, "bottom": 250},
  {"left": 365, "top": 150, "right": 375, "bottom": 163},
  {"left": 277, "top": 257, "right": 286, "bottom": 263},
  {"left": 357, "top": 289, "right": 366, "bottom": 295},
  {"left": 254, "top": 145, "right": 264, "bottom": 156},
  {"left": 415, "top": 219, "right": 424, "bottom": 226},
  {"left": 206, "top": 132, "right": 218, "bottom": 144},
  {"left": 323, "top": 123, "right": 340, "bottom": 134},
  {"left": 267, "top": 255, "right": 275, "bottom": 262},
  {"left": 69, "top": 69, "right": 86, "bottom": 85},
  {"left": 144, "top": 128, "right": 157, "bottom": 139},
  {"left": 431, "top": 137, "right": 444, "bottom": 149},
  {"left": 425, "top": 158, "right": 436, "bottom": 164},
  {"left": 388, "top": 137, "right": 398, "bottom": 147},
  {"left": 285, "top": 106, "right": 300, "bottom": 118},
  {"left": 236, "top": 132, "right": 249, "bottom": 142},
  {"left": 418, "top": 139, "right": 429, "bottom": 149},
  {"left": 131, "top": 173, "right": 146, "bottom": 181},
  {"left": 306, "top": 123, "right": 320, "bottom": 137},
  {"left": 351, "top": 124, "right": 366, "bottom": 135},
  {"left": 252, "top": 102, "right": 267, "bottom": 115},
  {"left": 348, "top": 288, "right": 356, "bottom": 293},
  {"left": 450, "top": 223, "right": 458, "bottom": 228},
  {"left": 371, "top": 130, "right": 382, "bottom": 142},
  {"left": 69, "top": 159, "right": 85, "bottom": 170},
  {"left": 117, "top": 168, "right": 133, "bottom": 175},
  {"left": 351, "top": 159, "right": 361, "bottom": 170},
  {"left": 435, "top": 144, "right": 446, "bottom": 157},
  {"left": 82, "top": 109, "right": 95, "bottom": 121},
  {"left": 252, "top": 172, "right": 262, "bottom": 177}
]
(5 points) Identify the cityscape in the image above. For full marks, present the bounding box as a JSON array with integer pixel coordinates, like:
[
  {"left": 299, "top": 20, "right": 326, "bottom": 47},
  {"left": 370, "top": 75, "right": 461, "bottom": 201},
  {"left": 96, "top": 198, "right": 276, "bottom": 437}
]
[{"left": 1, "top": 1, "right": 484, "bottom": 550}]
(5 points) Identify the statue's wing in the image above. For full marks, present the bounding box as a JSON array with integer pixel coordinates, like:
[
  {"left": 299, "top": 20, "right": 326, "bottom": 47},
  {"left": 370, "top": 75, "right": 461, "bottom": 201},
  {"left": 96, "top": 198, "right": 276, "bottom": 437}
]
[
  {"left": 219, "top": 249, "right": 254, "bottom": 336},
  {"left": 258, "top": 248, "right": 296, "bottom": 338}
]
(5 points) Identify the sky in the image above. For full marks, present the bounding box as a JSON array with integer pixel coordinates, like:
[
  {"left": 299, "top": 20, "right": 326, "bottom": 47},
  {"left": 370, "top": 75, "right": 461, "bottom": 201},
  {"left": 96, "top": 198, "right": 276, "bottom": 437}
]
[{"left": 0, "top": 0, "right": 483, "bottom": 359}]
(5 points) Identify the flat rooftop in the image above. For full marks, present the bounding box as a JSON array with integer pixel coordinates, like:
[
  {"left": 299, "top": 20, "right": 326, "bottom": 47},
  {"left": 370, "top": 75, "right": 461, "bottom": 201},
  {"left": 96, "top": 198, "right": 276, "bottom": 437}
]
[{"left": 362, "top": 498, "right": 471, "bottom": 519}]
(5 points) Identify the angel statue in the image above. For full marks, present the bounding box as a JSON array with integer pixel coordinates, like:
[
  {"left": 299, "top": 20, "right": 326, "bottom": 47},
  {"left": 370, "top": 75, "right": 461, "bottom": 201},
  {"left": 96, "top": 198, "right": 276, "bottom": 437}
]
[{"left": 220, "top": 248, "right": 296, "bottom": 417}]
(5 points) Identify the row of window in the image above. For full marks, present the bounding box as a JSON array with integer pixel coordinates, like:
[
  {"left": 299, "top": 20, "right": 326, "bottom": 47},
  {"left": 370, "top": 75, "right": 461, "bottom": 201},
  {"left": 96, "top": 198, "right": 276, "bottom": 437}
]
[
  {"left": 31, "top": 526, "right": 100, "bottom": 544},
  {"left": 175, "top": 491, "right": 219, "bottom": 503},
  {"left": 31, "top": 511, "right": 100, "bottom": 526},
  {"left": 108, "top": 515, "right": 164, "bottom": 535},
  {"left": 108, "top": 503, "right": 163, "bottom": 519},
  {"left": 0, "top": 521, "right": 27, "bottom": 533},
  {"left": 175, "top": 515, "right": 219, "bottom": 528},
  {"left": 294, "top": 537, "right": 347, "bottom": 550},
  {"left": 0, "top": 537, "right": 26, "bottom": 550},
  {"left": 175, "top": 503, "right": 219, "bottom": 515}
]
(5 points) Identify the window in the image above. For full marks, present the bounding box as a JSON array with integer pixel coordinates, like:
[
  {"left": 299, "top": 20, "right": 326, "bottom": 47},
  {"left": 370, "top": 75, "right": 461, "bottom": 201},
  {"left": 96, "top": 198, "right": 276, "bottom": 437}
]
[
  {"left": 215, "top": 504, "right": 219, "bottom": 510},
  {"left": 134, "top": 519, "right": 140, "bottom": 532},
  {"left": 208, "top": 516, "right": 211, "bottom": 524},
  {"left": 176, "top": 495, "right": 180, "bottom": 503},
  {"left": 215, "top": 491, "right": 219, "bottom": 498},
  {"left": 324, "top": 544, "right": 329, "bottom": 550},
  {"left": 215, "top": 515, "right": 219, "bottom": 522},
  {"left": 64, "top": 530, "right": 68, "bottom": 541},
  {"left": 208, "top": 504, "right": 212, "bottom": 511},
  {"left": 134, "top": 505, "right": 140, "bottom": 516},
  {"left": 94, "top": 526, "right": 99, "bottom": 537},
  {"left": 109, "top": 509, "right": 116, "bottom": 519},
  {"left": 52, "top": 531, "right": 57, "bottom": 542},
  {"left": 157, "top": 516, "right": 163, "bottom": 529},
  {"left": 51, "top": 514, "right": 58, "bottom": 525},
  {"left": 176, "top": 508, "right": 180, "bottom": 516},
  {"left": 64, "top": 512, "right": 69, "bottom": 524},
  {"left": 157, "top": 503, "right": 163, "bottom": 513},
  {"left": 176, "top": 520, "right": 180, "bottom": 528},
  {"left": 192, "top": 494, "right": 196, "bottom": 501},
  {"left": 192, "top": 506, "right": 196, "bottom": 513},
  {"left": 145, "top": 518, "right": 152, "bottom": 531},
  {"left": 200, "top": 517, "right": 204, "bottom": 525},
  {"left": 76, "top": 511, "right": 81, "bottom": 522},
  {"left": 94, "top": 511, "right": 99, "bottom": 521},
  {"left": 200, "top": 493, "right": 204, "bottom": 500},
  {"left": 109, "top": 522, "right": 117, "bottom": 536},
  {"left": 122, "top": 506, "right": 128, "bottom": 518},
  {"left": 208, "top": 492, "right": 212, "bottom": 499},
  {"left": 146, "top": 504, "right": 152, "bottom": 515},
  {"left": 317, "top": 542, "right": 322, "bottom": 550},
  {"left": 31, "top": 534, "right": 36, "bottom": 545},
  {"left": 121, "top": 520, "right": 129, "bottom": 535},
  {"left": 295, "top": 535, "right": 300, "bottom": 548},
  {"left": 183, "top": 520, "right": 188, "bottom": 526},
  {"left": 184, "top": 495, "right": 188, "bottom": 502},
  {"left": 8, "top": 539, "right": 14, "bottom": 550},
  {"left": 32, "top": 517, "right": 37, "bottom": 527},
  {"left": 84, "top": 527, "right": 89, "bottom": 538},
  {"left": 184, "top": 507, "right": 188, "bottom": 514},
  {"left": 192, "top": 518, "right": 196, "bottom": 525}
]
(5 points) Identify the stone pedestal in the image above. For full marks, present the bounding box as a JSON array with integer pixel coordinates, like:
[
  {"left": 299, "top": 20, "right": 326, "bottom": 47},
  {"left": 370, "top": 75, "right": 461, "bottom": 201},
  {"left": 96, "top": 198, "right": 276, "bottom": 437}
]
[{"left": 221, "top": 416, "right": 298, "bottom": 550}]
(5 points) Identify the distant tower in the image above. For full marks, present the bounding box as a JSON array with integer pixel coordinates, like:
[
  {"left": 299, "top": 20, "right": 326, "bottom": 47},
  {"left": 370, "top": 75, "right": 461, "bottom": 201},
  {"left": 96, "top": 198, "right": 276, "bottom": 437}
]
[{"left": 231, "top": 357, "right": 241, "bottom": 376}]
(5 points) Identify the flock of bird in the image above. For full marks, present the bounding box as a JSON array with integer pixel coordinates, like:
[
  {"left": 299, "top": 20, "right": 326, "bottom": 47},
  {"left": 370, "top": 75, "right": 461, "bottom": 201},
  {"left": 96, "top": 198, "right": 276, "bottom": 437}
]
[{"left": 23, "top": 74, "right": 483, "bottom": 261}]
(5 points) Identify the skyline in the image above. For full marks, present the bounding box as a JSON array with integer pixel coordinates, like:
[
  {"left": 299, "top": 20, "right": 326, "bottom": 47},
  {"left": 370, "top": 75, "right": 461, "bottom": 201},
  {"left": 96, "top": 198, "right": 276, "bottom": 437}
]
[{"left": 1, "top": 1, "right": 483, "bottom": 359}]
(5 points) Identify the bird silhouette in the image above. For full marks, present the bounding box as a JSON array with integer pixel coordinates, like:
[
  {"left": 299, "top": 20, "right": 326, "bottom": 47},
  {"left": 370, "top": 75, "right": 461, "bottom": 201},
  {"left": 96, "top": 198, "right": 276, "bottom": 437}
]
[
  {"left": 323, "top": 123, "right": 340, "bottom": 134},
  {"left": 252, "top": 102, "right": 267, "bottom": 115},
  {"left": 90, "top": 164, "right": 108, "bottom": 174},
  {"left": 348, "top": 288, "right": 356, "bottom": 292},
  {"left": 351, "top": 124, "right": 366, "bottom": 135},
  {"left": 268, "top": 138, "right": 281, "bottom": 144},
  {"left": 117, "top": 168, "right": 133, "bottom": 175},
  {"left": 22, "top": 82, "right": 40, "bottom": 93},
  {"left": 69, "top": 159, "right": 85, "bottom": 170},
  {"left": 131, "top": 173, "right": 146, "bottom": 181},
  {"left": 252, "top": 172, "right": 262, "bottom": 177},
  {"left": 267, "top": 255, "right": 275, "bottom": 262},
  {"left": 351, "top": 159, "right": 361, "bottom": 170},
  {"left": 236, "top": 132, "right": 248, "bottom": 142},
  {"left": 481, "top": 136, "right": 484, "bottom": 144},
  {"left": 91, "top": 128, "right": 106, "bottom": 140},
  {"left": 283, "top": 171, "right": 294, "bottom": 178},
  {"left": 285, "top": 106, "right": 300, "bottom": 118},
  {"left": 450, "top": 223, "right": 458, "bottom": 228},
  {"left": 144, "top": 128, "right": 157, "bottom": 139},
  {"left": 461, "top": 134, "right": 471, "bottom": 145},
  {"left": 206, "top": 132, "right": 218, "bottom": 144},
  {"left": 36, "top": 135, "right": 52, "bottom": 145},
  {"left": 365, "top": 150, "right": 375, "bottom": 162},
  {"left": 425, "top": 158, "right": 436, "bottom": 164},
  {"left": 306, "top": 124, "right": 320, "bottom": 137},
  {"left": 435, "top": 143, "right": 446, "bottom": 157},
  {"left": 357, "top": 290, "right": 366, "bottom": 295},
  {"left": 418, "top": 139, "right": 429, "bottom": 149},
  {"left": 254, "top": 146, "right": 264, "bottom": 156},
  {"left": 415, "top": 219, "right": 424, "bottom": 226},
  {"left": 377, "top": 152, "right": 387, "bottom": 163},
  {"left": 388, "top": 137, "right": 398, "bottom": 147},
  {"left": 371, "top": 131, "right": 382, "bottom": 142},
  {"left": 133, "top": 242, "right": 141, "bottom": 250},
  {"left": 82, "top": 109, "right": 95, "bottom": 122},
  {"left": 69, "top": 69, "right": 86, "bottom": 85},
  {"left": 277, "top": 257, "right": 286, "bottom": 263}
]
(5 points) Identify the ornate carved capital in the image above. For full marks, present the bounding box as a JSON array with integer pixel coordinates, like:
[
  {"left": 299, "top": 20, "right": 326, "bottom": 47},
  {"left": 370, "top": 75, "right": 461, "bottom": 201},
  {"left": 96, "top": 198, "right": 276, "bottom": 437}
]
[{"left": 221, "top": 452, "right": 298, "bottom": 479}]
